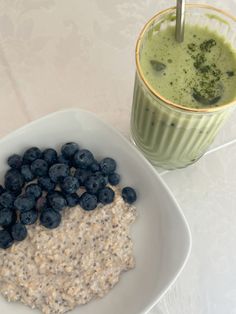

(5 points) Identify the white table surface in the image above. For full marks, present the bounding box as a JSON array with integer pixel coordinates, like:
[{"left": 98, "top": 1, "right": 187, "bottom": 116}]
[{"left": 1, "top": 0, "right": 236, "bottom": 313}]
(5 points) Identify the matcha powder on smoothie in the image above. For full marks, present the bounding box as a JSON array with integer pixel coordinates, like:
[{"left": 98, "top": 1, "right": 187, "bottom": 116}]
[{"left": 140, "top": 24, "right": 236, "bottom": 109}]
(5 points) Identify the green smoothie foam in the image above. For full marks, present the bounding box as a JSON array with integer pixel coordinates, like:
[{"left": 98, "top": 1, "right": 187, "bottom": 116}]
[{"left": 140, "top": 24, "right": 236, "bottom": 108}]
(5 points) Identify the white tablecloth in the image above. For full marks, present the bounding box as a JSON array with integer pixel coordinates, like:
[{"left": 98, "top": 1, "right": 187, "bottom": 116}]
[{"left": 0, "top": 1, "right": 236, "bottom": 313}]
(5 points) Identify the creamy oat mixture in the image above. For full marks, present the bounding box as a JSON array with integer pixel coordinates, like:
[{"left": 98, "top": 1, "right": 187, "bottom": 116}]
[{"left": 0, "top": 189, "right": 137, "bottom": 314}]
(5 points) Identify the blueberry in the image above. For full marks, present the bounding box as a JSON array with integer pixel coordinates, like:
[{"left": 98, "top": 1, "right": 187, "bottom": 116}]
[
  {"left": 47, "top": 192, "right": 67, "bottom": 211},
  {"left": 108, "top": 172, "right": 120, "bottom": 186},
  {"left": 73, "top": 149, "right": 94, "bottom": 169},
  {"left": 40, "top": 209, "right": 61, "bottom": 229},
  {"left": 98, "top": 187, "right": 115, "bottom": 204},
  {"left": 61, "top": 142, "right": 79, "bottom": 158},
  {"left": 80, "top": 192, "right": 97, "bottom": 211},
  {"left": 11, "top": 223, "right": 27, "bottom": 241},
  {"left": 84, "top": 175, "right": 101, "bottom": 195},
  {"left": 0, "top": 229, "right": 13, "bottom": 249},
  {"left": 48, "top": 163, "right": 70, "bottom": 183},
  {"left": 94, "top": 171, "right": 108, "bottom": 188},
  {"left": 7, "top": 154, "right": 22, "bottom": 169},
  {"left": 65, "top": 193, "right": 80, "bottom": 207},
  {"left": 60, "top": 176, "right": 79, "bottom": 194},
  {"left": 36, "top": 196, "right": 48, "bottom": 211},
  {"left": 20, "top": 210, "right": 38, "bottom": 225},
  {"left": 43, "top": 148, "right": 58, "bottom": 165},
  {"left": 14, "top": 195, "right": 35, "bottom": 212},
  {"left": 74, "top": 169, "right": 91, "bottom": 185},
  {"left": 100, "top": 157, "right": 116, "bottom": 175},
  {"left": 0, "top": 185, "right": 5, "bottom": 196},
  {"left": 23, "top": 147, "right": 42, "bottom": 164},
  {"left": 38, "top": 176, "right": 56, "bottom": 192},
  {"left": 21, "top": 165, "right": 35, "bottom": 182},
  {"left": 0, "top": 191, "right": 15, "bottom": 208},
  {"left": 31, "top": 159, "right": 48, "bottom": 177},
  {"left": 89, "top": 161, "right": 100, "bottom": 172},
  {"left": 25, "top": 184, "right": 42, "bottom": 200},
  {"left": 57, "top": 154, "right": 71, "bottom": 166},
  {"left": 0, "top": 208, "right": 16, "bottom": 227},
  {"left": 4, "top": 169, "right": 24, "bottom": 193},
  {"left": 122, "top": 187, "right": 137, "bottom": 204}
]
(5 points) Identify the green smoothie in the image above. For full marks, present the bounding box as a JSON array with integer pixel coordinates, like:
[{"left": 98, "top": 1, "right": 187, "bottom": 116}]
[
  {"left": 140, "top": 24, "right": 236, "bottom": 108},
  {"left": 131, "top": 9, "right": 236, "bottom": 169}
]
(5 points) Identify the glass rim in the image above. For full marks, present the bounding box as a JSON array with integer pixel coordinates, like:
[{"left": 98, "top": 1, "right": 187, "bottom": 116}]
[{"left": 135, "top": 3, "right": 236, "bottom": 113}]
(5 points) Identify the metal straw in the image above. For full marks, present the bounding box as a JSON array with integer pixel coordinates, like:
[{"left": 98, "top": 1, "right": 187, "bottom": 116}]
[{"left": 175, "top": 0, "right": 186, "bottom": 42}]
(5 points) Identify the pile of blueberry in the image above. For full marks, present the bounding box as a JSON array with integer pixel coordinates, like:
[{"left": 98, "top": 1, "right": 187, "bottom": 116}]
[{"left": 0, "top": 143, "right": 137, "bottom": 249}]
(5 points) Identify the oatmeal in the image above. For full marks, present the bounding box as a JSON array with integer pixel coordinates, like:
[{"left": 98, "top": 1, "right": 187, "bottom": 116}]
[{"left": 0, "top": 189, "right": 137, "bottom": 314}]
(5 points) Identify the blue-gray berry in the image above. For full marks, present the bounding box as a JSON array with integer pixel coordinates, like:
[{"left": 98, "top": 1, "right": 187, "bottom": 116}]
[
  {"left": 122, "top": 187, "right": 137, "bottom": 204},
  {"left": 20, "top": 210, "right": 38, "bottom": 225},
  {"left": 0, "top": 229, "right": 13, "bottom": 249},
  {"left": 98, "top": 187, "right": 115, "bottom": 204},
  {"left": 73, "top": 149, "right": 94, "bottom": 169},
  {"left": 100, "top": 157, "right": 116, "bottom": 175},
  {"left": 11, "top": 223, "right": 27, "bottom": 241},
  {"left": 80, "top": 192, "right": 97, "bottom": 211},
  {"left": 40, "top": 209, "right": 61, "bottom": 229},
  {"left": 31, "top": 159, "right": 48, "bottom": 177}
]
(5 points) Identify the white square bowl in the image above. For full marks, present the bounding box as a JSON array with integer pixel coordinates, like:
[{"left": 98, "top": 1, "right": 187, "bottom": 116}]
[{"left": 0, "top": 109, "right": 191, "bottom": 314}]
